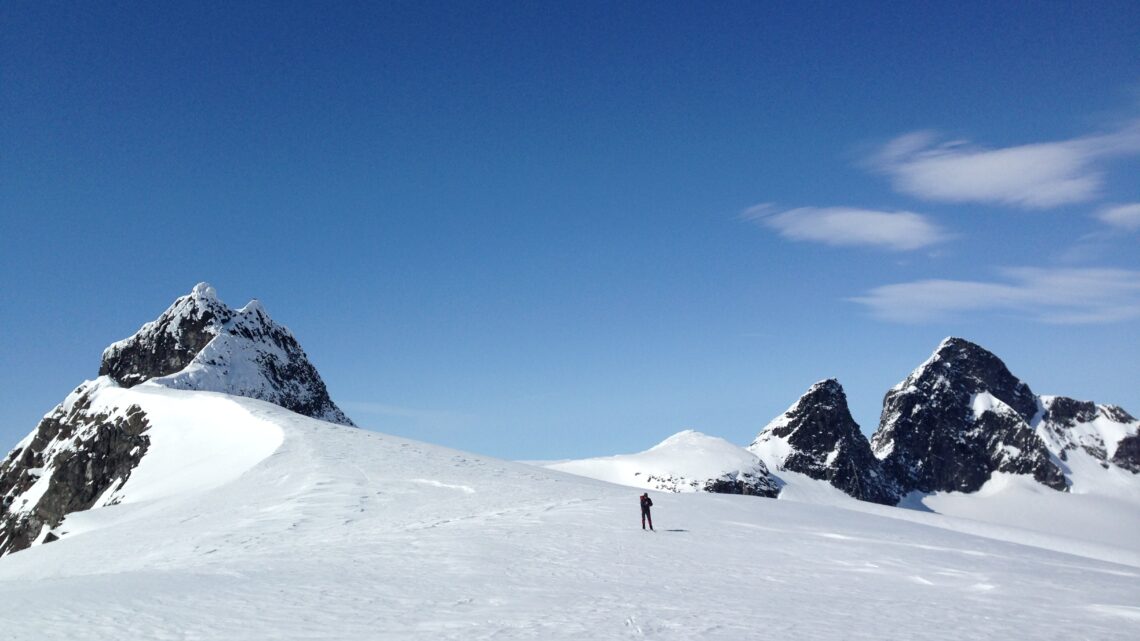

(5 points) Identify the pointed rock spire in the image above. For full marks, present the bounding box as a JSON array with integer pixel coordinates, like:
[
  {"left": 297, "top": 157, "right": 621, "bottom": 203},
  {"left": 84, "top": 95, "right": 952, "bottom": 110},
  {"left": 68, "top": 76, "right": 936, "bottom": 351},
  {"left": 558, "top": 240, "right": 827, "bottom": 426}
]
[{"left": 750, "top": 379, "right": 898, "bottom": 505}]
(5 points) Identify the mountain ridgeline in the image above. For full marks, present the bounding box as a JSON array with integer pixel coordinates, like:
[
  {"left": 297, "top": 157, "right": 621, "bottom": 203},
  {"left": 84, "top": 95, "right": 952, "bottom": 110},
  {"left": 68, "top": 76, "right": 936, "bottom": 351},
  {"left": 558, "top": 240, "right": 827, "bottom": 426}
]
[
  {"left": 753, "top": 337, "right": 1139, "bottom": 505},
  {"left": 0, "top": 284, "right": 353, "bottom": 557},
  {"left": 3, "top": 283, "right": 1139, "bottom": 559}
]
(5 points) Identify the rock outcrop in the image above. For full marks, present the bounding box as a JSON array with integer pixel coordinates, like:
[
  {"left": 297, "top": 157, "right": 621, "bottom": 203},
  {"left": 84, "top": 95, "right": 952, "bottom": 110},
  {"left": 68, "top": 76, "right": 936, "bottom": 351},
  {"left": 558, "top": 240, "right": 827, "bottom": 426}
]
[
  {"left": 0, "top": 380, "right": 151, "bottom": 555},
  {"left": 1112, "top": 433, "right": 1140, "bottom": 473},
  {"left": 871, "top": 337, "right": 1066, "bottom": 495},
  {"left": 750, "top": 380, "right": 898, "bottom": 505}
]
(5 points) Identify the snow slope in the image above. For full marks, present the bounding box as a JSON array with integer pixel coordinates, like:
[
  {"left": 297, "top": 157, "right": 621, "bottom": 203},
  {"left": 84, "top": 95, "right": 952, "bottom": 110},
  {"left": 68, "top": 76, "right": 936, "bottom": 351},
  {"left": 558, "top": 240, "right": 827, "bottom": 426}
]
[
  {"left": 547, "top": 430, "right": 777, "bottom": 494},
  {"left": 0, "top": 390, "right": 1138, "bottom": 640}
]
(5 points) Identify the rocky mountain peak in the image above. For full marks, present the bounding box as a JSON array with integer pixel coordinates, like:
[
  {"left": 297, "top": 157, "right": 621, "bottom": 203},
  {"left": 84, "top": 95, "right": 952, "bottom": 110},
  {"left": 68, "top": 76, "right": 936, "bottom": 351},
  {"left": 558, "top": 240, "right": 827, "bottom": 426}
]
[
  {"left": 2, "top": 284, "right": 355, "bottom": 557},
  {"left": 100, "top": 282, "right": 232, "bottom": 387},
  {"left": 799, "top": 378, "right": 843, "bottom": 405},
  {"left": 750, "top": 379, "right": 898, "bottom": 505},
  {"left": 872, "top": 337, "right": 1064, "bottom": 495},
  {"left": 99, "top": 284, "right": 353, "bottom": 426},
  {"left": 898, "top": 337, "right": 1039, "bottom": 421},
  {"left": 1036, "top": 395, "right": 1140, "bottom": 472}
]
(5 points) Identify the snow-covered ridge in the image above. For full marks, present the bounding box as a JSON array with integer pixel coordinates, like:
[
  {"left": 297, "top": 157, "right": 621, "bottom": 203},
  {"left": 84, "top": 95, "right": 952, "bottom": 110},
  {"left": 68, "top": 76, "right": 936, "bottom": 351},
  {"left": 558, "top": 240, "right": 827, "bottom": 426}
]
[
  {"left": 548, "top": 430, "right": 779, "bottom": 496},
  {"left": 1036, "top": 395, "right": 1138, "bottom": 461}
]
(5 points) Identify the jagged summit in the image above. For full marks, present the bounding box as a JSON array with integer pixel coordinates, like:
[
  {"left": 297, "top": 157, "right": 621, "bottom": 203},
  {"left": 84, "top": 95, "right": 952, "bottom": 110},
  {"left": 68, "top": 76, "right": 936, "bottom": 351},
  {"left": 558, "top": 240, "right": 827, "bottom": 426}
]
[
  {"left": 750, "top": 379, "right": 898, "bottom": 505},
  {"left": 100, "top": 283, "right": 353, "bottom": 426},
  {"left": 872, "top": 337, "right": 1064, "bottom": 495},
  {"left": 893, "top": 337, "right": 1039, "bottom": 419},
  {"left": 100, "top": 282, "right": 231, "bottom": 387}
]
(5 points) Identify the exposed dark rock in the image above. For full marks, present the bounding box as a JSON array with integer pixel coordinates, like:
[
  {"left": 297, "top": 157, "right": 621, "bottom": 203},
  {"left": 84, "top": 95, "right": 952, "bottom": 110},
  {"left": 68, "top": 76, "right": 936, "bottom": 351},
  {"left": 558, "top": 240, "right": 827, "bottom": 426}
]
[
  {"left": 0, "top": 383, "right": 151, "bottom": 556},
  {"left": 871, "top": 337, "right": 1065, "bottom": 495},
  {"left": 1112, "top": 433, "right": 1140, "bottom": 473},
  {"left": 99, "top": 283, "right": 229, "bottom": 387},
  {"left": 641, "top": 470, "right": 780, "bottom": 498},
  {"left": 703, "top": 473, "right": 780, "bottom": 497},
  {"left": 750, "top": 380, "right": 898, "bottom": 505}
]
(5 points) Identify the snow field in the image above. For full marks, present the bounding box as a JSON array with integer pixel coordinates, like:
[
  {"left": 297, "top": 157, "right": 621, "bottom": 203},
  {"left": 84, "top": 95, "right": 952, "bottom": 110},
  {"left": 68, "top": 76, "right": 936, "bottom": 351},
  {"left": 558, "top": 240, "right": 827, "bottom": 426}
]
[{"left": 0, "top": 387, "right": 1137, "bottom": 640}]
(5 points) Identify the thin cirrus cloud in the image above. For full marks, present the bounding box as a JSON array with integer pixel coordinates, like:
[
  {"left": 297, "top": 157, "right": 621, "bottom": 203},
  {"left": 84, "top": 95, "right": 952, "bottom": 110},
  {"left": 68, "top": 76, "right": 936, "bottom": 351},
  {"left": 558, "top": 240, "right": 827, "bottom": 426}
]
[
  {"left": 851, "top": 267, "right": 1140, "bottom": 324},
  {"left": 869, "top": 121, "right": 1140, "bottom": 209},
  {"left": 742, "top": 204, "right": 950, "bottom": 251},
  {"left": 1097, "top": 203, "right": 1140, "bottom": 231}
]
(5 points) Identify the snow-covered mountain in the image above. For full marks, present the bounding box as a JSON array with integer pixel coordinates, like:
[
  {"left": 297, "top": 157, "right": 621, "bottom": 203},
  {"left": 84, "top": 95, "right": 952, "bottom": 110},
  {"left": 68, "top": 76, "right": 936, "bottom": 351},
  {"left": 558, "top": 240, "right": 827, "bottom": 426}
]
[
  {"left": 100, "top": 282, "right": 353, "bottom": 425},
  {"left": 0, "top": 284, "right": 351, "bottom": 556},
  {"left": 547, "top": 430, "right": 779, "bottom": 496},
  {"left": 749, "top": 379, "right": 898, "bottom": 505},
  {"left": 871, "top": 337, "right": 1066, "bottom": 495},
  {"left": 549, "top": 338, "right": 1139, "bottom": 510}
]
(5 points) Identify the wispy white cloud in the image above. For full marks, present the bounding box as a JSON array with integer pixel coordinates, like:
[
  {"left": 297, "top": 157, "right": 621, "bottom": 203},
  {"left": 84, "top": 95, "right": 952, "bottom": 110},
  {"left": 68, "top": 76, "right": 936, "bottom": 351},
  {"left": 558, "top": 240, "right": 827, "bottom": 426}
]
[
  {"left": 851, "top": 267, "right": 1140, "bottom": 324},
  {"left": 870, "top": 122, "right": 1140, "bottom": 209},
  {"left": 1097, "top": 203, "right": 1140, "bottom": 231},
  {"left": 743, "top": 204, "right": 950, "bottom": 251}
]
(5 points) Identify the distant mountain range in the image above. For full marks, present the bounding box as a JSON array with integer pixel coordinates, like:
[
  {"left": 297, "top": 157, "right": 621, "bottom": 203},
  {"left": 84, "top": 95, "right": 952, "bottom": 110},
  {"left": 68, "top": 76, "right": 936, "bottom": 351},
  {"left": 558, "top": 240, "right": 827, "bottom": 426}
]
[{"left": 552, "top": 337, "right": 1140, "bottom": 507}]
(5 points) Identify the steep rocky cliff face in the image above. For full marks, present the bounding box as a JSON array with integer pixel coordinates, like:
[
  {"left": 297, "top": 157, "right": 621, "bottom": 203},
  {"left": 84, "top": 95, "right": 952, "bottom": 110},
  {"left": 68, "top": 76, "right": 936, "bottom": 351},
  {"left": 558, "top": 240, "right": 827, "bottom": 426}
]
[
  {"left": 0, "top": 380, "right": 151, "bottom": 555},
  {"left": 2, "top": 284, "right": 353, "bottom": 557},
  {"left": 870, "top": 338, "right": 1066, "bottom": 495},
  {"left": 750, "top": 380, "right": 898, "bottom": 505}
]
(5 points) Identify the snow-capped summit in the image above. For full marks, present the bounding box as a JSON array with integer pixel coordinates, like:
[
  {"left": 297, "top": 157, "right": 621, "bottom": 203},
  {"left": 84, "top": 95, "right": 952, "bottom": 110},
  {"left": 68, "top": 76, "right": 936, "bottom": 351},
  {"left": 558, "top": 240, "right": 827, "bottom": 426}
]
[
  {"left": 547, "top": 430, "right": 779, "bottom": 496},
  {"left": 749, "top": 379, "right": 897, "bottom": 505},
  {"left": 871, "top": 337, "right": 1065, "bottom": 495},
  {"left": 1, "top": 284, "right": 352, "bottom": 556},
  {"left": 100, "top": 283, "right": 353, "bottom": 426}
]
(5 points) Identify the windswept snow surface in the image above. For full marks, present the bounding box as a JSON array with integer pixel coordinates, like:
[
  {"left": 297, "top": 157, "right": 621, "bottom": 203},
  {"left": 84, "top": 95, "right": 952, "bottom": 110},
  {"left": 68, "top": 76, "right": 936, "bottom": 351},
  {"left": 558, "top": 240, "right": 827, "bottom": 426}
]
[{"left": 1, "top": 395, "right": 1138, "bottom": 640}]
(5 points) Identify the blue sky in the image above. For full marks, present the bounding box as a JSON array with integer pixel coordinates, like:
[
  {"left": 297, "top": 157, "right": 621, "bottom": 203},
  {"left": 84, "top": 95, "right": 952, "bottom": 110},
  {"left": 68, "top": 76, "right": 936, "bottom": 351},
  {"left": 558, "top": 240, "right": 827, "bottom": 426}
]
[{"left": 2, "top": 2, "right": 1138, "bottom": 459}]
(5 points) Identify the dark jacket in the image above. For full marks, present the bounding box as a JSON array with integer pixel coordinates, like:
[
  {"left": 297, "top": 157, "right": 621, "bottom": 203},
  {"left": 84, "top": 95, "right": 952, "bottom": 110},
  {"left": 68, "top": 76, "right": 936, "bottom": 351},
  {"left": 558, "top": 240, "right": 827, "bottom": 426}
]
[{"left": 640, "top": 494, "right": 653, "bottom": 512}]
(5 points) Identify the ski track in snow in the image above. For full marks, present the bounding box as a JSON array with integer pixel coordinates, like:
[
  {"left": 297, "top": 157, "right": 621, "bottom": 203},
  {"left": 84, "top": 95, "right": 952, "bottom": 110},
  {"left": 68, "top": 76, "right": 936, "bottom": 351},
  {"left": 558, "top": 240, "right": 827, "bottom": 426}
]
[{"left": 0, "top": 388, "right": 1138, "bottom": 640}]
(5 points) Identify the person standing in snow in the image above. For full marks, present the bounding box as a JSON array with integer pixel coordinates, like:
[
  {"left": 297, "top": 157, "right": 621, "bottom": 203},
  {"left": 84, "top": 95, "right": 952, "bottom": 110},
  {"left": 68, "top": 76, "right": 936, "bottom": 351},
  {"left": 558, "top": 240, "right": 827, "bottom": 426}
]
[{"left": 640, "top": 493, "right": 654, "bottom": 531}]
